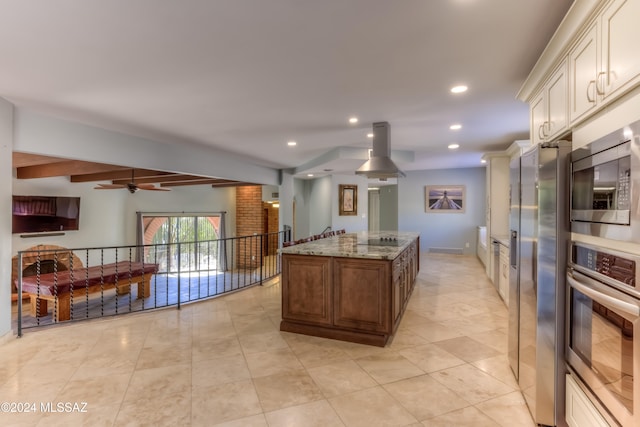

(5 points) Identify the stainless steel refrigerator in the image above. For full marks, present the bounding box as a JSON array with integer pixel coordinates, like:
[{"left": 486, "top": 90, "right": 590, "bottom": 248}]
[{"left": 508, "top": 140, "right": 571, "bottom": 427}]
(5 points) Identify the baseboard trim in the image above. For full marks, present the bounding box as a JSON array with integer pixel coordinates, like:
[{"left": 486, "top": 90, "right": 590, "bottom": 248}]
[{"left": 428, "top": 247, "right": 464, "bottom": 255}]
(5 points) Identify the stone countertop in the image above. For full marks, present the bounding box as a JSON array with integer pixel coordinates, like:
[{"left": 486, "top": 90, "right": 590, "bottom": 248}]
[{"left": 280, "top": 231, "right": 420, "bottom": 260}]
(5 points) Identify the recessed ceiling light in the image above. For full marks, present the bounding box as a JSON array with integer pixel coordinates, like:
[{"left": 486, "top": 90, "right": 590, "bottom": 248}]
[
  {"left": 349, "top": 117, "right": 358, "bottom": 124},
  {"left": 481, "top": 159, "right": 487, "bottom": 164},
  {"left": 287, "top": 141, "right": 297, "bottom": 146},
  {"left": 449, "top": 124, "right": 462, "bottom": 130},
  {"left": 367, "top": 133, "right": 374, "bottom": 138},
  {"left": 307, "top": 173, "right": 314, "bottom": 177},
  {"left": 451, "top": 85, "right": 468, "bottom": 94},
  {"left": 448, "top": 143, "right": 460, "bottom": 150}
]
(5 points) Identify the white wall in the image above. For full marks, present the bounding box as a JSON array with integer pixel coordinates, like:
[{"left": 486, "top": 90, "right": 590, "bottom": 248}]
[
  {"left": 309, "top": 176, "right": 333, "bottom": 235},
  {"left": 0, "top": 98, "right": 13, "bottom": 340},
  {"left": 12, "top": 178, "right": 236, "bottom": 252},
  {"left": 331, "top": 174, "right": 368, "bottom": 233},
  {"left": 293, "top": 178, "right": 310, "bottom": 240},
  {"left": 262, "top": 185, "right": 279, "bottom": 201},
  {"left": 399, "top": 167, "right": 486, "bottom": 255},
  {"left": 292, "top": 174, "right": 369, "bottom": 238},
  {"left": 12, "top": 178, "right": 127, "bottom": 252},
  {"left": 278, "top": 172, "right": 294, "bottom": 239}
]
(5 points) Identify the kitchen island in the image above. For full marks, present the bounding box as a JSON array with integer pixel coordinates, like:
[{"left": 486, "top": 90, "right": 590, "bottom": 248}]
[{"left": 280, "top": 231, "right": 420, "bottom": 346}]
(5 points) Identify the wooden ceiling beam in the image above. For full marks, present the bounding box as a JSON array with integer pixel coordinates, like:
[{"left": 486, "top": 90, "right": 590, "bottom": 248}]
[
  {"left": 13, "top": 152, "right": 69, "bottom": 168},
  {"left": 16, "top": 161, "right": 126, "bottom": 179},
  {"left": 13, "top": 152, "right": 247, "bottom": 189},
  {"left": 161, "top": 179, "right": 236, "bottom": 187},
  {"left": 211, "top": 181, "right": 256, "bottom": 188},
  {"left": 111, "top": 174, "right": 210, "bottom": 185},
  {"left": 71, "top": 169, "right": 177, "bottom": 182}
]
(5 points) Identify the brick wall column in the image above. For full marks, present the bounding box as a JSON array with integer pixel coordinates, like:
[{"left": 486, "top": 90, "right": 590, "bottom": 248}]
[{"left": 235, "top": 186, "right": 263, "bottom": 268}]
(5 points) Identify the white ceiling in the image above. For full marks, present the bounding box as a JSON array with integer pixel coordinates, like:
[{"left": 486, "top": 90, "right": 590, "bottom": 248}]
[{"left": 0, "top": 0, "right": 573, "bottom": 179}]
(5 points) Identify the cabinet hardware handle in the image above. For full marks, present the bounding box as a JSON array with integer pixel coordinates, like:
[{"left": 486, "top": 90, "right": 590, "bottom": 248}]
[
  {"left": 586, "top": 80, "right": 596, "bottom": 103},
  {"left": 595, "top": 71, "right": 606, "bottom": 95},
  {"left": 538, "top": 123, "right": 546, "bottom": 140},
  {"left": 509, "top": 230, "right": 517, "bottom": 267}
]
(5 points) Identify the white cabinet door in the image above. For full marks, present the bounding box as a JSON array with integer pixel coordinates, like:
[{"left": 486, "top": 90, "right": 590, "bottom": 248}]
[
  {"left": 569, "top": 22, "right": 599, "bottom": 123},
  {"left": 529, "top": 60, "right": 568, "bottom": 143},
  {"left": 601, "top": 0, "right": 640, "bottom": 100},
  {"left": 489, "top": 156, "right": 510, "bottom": 236},
  {"left": 546, "top": 60, "right": 568, "bottom": 140},
  {"left": 530, "top": 91, "right": 546, "bottom": 145},
  {"left": 566, "top": 374, "right": 611, "bottom": 427}
]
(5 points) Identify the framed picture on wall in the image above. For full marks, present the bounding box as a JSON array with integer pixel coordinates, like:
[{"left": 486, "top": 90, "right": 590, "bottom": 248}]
[
  {"left": 339, "top": 184, "right": 357, "bottom": 216},
  {"left": 425, "top": 185, "right": 465, "bottom": 213}
]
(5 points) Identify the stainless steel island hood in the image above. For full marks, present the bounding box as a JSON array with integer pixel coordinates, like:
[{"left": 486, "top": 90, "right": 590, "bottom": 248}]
[{"left": 356, "top": 122, "right": 405, "bottom": 179}]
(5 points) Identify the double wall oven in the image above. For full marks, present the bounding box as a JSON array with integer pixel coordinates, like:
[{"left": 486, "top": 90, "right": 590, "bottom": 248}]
[{"left": 567, "top": 243, "right": 640, "bottom": 426}]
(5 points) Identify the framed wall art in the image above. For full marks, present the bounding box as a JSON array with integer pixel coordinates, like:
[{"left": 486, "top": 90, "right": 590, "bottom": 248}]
[
  {"left": 425, "top": 185, "right": 465, "bottom": 213},
  {"left": 339, "top": 184, "right": 357, "bottom": 216}
]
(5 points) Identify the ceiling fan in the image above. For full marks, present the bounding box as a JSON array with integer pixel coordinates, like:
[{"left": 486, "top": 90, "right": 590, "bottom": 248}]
[{"left": 94, "top": 169, "right": 171, "bottom": 193}]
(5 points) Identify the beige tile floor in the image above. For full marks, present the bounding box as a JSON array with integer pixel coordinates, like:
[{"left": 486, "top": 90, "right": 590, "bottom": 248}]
[{"left": 0, "top": 254, "right": 534, "bottom": 426}]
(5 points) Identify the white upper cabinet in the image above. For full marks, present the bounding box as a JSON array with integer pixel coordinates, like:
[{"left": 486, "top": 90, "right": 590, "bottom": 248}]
[
  {"left": 569, "top": 22, "right": 600, "bottom": 123},
  {"left": 567, "top": 0, "right": 640, "bottom": 127},
  {"left": 601, "top": 0, "right": 640, "bottom": 100},
  {"left": 531, "top": 92, "right": 547, "bottom": 145},
  {"left": 548, "top": 61, "right": 569, "bottom": 139},
  {"left": 532, "top": 0, "right": 640, "bottom": 132},
  {"left": 531, "top": 59, "right": 568, "bottom": 143}
]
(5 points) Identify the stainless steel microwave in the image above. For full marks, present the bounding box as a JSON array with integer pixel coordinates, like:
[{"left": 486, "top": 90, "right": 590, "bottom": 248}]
[{"left": 571, "top": 120, "right": 640, "bottom": 241}]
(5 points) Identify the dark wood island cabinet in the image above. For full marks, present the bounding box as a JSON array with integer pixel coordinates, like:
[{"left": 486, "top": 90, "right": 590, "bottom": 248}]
[{"left": 280, "top": 232, "right": 419, "bottom": 346}]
